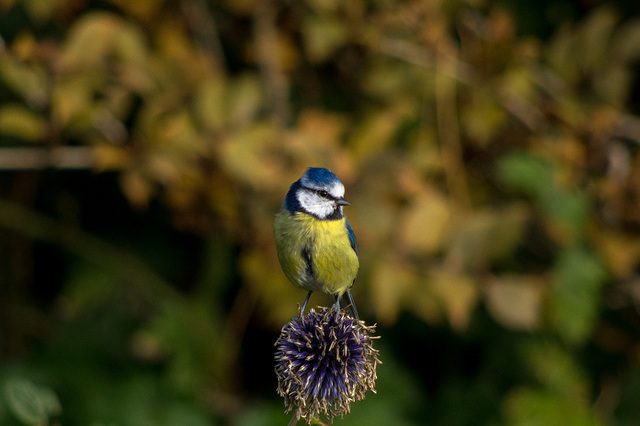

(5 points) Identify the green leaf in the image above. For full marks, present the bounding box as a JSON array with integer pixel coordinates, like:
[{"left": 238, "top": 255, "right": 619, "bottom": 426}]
[
  {"left": 524, "top": 340, "right": 589, "bottom": 399},
  {"left": 505, "top": 388, "right": 601, "bottom": 426},
  {"left": 549, "top": 246, "right": 608, "bottom": 344},
  {"left": 498, "top": 152, "right": 590, "bottom": 241},
  {"left": 539, "top": 188, "right": 590, "bottom": 241},
  {"left": 4, "top": 378, "right": 61, "bottom": 425},
  {"left": 498, "top": 152, "right": 554, "bottom": 198}
]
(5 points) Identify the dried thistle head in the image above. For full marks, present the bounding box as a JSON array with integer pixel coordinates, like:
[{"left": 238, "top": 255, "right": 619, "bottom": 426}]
[{"left": 275, "top": 307, "right": 381, "bottom": 424}]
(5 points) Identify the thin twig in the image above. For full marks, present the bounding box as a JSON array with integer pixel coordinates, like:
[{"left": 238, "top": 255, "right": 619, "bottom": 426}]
[
  {"left": 0, "top": 147, "right": 94, "bottom": 170},
  {"left": 372, "top": 36, "right": 473, "bottom": 85},
  {"left": 254, "top": 0, "right": 290, "bottom": 126},
  {"left": 181, "top": 0, "right": 227, "bottom": 69},
  {"left": 435, "top": 42, "right": 470, "bottom": 214}
]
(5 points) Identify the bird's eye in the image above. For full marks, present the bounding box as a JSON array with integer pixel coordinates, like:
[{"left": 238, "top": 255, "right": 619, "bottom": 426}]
[{"left": 318, "top": 190, "right": 329, "bottom": 198}]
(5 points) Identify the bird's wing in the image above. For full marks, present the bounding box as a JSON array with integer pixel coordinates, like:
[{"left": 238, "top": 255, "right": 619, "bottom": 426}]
[{"left": 345, "top": 217, "right": 358, "bottom": 256}]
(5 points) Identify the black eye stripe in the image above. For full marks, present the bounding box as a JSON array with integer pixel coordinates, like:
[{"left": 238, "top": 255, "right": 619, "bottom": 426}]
[{"left": 300, "top": 185, "right": 338, "bottom": 201}]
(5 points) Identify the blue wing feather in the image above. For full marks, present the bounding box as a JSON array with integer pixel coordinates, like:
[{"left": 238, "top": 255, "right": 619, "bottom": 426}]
[{"left": 345, "top": 218, "right": 358, "bottom": 256}]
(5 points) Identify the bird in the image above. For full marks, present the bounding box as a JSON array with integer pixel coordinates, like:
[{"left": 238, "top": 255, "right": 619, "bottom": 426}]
[{"left": 274, "top": 167, "right": 359, "bottom": 319}]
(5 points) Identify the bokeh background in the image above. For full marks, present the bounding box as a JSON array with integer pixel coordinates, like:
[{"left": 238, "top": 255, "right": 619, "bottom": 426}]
[{"left": 2, "top": 0, "right": 640, "bottom": 424}]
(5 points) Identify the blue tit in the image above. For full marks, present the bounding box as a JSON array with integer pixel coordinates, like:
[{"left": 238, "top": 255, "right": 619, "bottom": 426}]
[{"left": 274, "top": 167, "right": 359, "bottom": 319}]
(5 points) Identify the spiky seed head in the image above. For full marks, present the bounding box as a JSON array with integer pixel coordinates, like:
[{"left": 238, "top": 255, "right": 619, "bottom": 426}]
[{"left": 275, "top": 307, "right": 380, "bottom": 424}]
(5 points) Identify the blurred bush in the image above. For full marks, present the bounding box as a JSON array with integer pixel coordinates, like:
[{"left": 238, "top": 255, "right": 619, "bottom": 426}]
[{"left": 2, "top": 0, "right": 640, "bottom": 424}]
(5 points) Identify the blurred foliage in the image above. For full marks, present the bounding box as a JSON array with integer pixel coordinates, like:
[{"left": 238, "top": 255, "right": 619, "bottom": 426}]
[{"left": 2, "top": 0, "right": 640, "bottom": 424}]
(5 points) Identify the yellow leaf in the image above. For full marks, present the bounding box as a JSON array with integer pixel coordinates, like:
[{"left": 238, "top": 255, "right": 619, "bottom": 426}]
[
  {"left": 407, "top": 281, "right": 443, "bottom": 326},
  {"left": 58, "top": 12, "right": 150, "bottom": 93},
  {"left": 156, "top": 110, "right": 204, "bottom": 156},
  {"left": 305, "top": 0, "right": 342, "bottom": 13},
  {"left": 348, "top": 159, "right": 404, "bottom": 246},
  {"left": 94, "top": 144, "right": 131, "bottom": 171},
  {"left": 362, "top": 61, "right": 420, "bottom": 98},
  {"left": 348, "top": 105, "right": 404, "bottom": 163},
  {"left": 222, "top": 0, "right": 259, "bottom": 16},
  {"left": 120, "top": 169, "right": 153, "bottom": 209},
  {"left": 578, "top": 7, "right": 618, "bottom": 71},
  {"left": 592, "top": 228, "right": 640, "bottom": 278},
  {"left": 58, "top": 13, "right": 122, "bottom": 71},
  {"left": 0, "top": 53, "right": 48, "bottom": 107},
  {"left": 194, "top": 75, "right": 229, "bottom": 132},
  {"left": 219, "top": 122, "right": 283, "bottom": 190},
  {"left": 302, "top": 16, "right": 348, "bottom": 62},
  {"left": 145, "top": 153, "right": 181, "bottom": 185},
  {"left": 462, "top": 90, "right": 507, "bottom": 147},
  {"left": 612, "top": 19, "right": 640, "bottom": 60},
  {"left": 51, "top": 76, "right": 92, "bottom": 129},
  {"left": 241, "top": 249, "right": 301, "bottom": 327},
  {"left": 108, "top": 0, "right": 163, "bottom": 21},
  {"left": 25, "top": 0, "right": 63, "bottom": 23},
  {"left": 297, "top": 110, "right": 347, "bottom": 149},
  {"left": 370, "top": 260, "right": 417, "bottom": 325},
  {"left": 228, "top": 74, "right": 264, "bottom": 128},
  {"left": 485, "top": 275, "right": 543, "bottom": 331},
  {"left": 0, "top": 104, "right": 47, "bottom": 142},
  {"left": 113, "top": 21, "right": 150, "bottom": 68},
  {"left": 429, "top": 269, "right": 478, "bottom": 331},
  {"left": 446, "top": 204, "right": 528, "bottom": 271},
  {"left": 12, "top": 32, "right": 38, "bottom": 60},
  {"left": 399, "top": 189, "right": 450, "bottom": 255}
]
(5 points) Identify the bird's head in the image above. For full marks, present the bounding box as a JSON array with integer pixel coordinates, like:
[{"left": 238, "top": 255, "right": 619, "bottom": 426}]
[{"left": 286, "top": 167, "right": 349, "bottom": 220}]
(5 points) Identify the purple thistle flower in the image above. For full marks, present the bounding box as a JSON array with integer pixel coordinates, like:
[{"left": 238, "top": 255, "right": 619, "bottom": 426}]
[{"left": 275, "top": 307, "right": 381, "bottom": 424}]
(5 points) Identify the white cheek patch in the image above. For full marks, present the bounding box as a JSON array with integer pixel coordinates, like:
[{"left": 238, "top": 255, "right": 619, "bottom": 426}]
[{"left": 297, "top": 190, "right": 334, "bottom": 219}]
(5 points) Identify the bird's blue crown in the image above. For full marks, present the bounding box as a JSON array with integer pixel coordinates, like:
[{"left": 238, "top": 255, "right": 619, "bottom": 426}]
[{"left": 301, "top": 167, "right": 341, "bottom": 188}]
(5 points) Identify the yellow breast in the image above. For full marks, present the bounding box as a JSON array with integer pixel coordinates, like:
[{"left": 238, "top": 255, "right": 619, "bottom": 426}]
[{"left": 274, "top": 210, "right": 359, "bottom": 296}]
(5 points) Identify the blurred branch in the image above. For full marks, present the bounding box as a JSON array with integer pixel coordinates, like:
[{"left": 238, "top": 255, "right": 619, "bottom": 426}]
[
  {"left": 254, "top": 0, "right": 291, "bottom": 126},
  {"left": 0, "top": 147, "right": 94, "bottom": 170},
  {"left": 435, "top": 42, "right": 470, "bottom": 217},
  {"left": 373, "top": 37, "right": 551, "bottom": 134},
  {"left": 498, "top": 92, "right": 545, "bottom": 132},
  {"left": 181, "top": 0, "right": 227, "bottom": 69},
  {"left": 0, "top": 198, "right": 179, "bottom": 301},
  {"left": 218, "top": 279, "right": 257, "bottom": 378},
  {"left": 372, "top": 36, "right": 473, "bottom": 84},
  {"left": 612, "top": 113, "right": 640, "bottom": 146}
]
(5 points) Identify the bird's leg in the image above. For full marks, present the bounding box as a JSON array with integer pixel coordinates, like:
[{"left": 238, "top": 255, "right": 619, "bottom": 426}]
[
  {"left": 332, "top": 295, "right": 341, "bottom": 311},
  {"left": 345, "top": 289, "right": 360, "bottom": 321},
  {"left": 299, "top": 291, "right": 312, "bottom": 316},
  {"left": 333, "top": 295, "right": 342, "bottom": 320}
]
